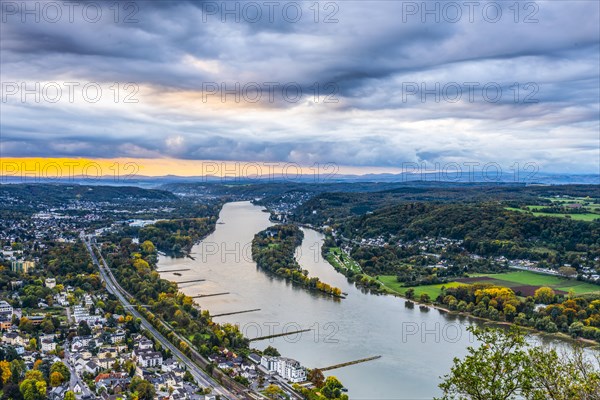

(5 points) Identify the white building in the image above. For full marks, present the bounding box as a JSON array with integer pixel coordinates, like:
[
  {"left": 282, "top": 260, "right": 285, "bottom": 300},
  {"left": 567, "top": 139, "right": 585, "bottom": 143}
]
[
  {"left": 260, "top": 356, "right": 306, "bottom": 383},
  {"left": 0, "top": 301, "right": 13, "bottom": 315},
  {"left": 260, "top": 355, "right": 278, "bottom": 371},
  {"left": 70, "top": 335, "right": 93, "bottom": 352},
  {"left": 275, "top": 357, "right": 306, "bottom": 383},
  {"left": 44, "top": 278, "right": 56, "bottom": 289},
  {"left": 41, "top": 338, "right": 57, "bottom": 352},
  {"left": 137, "top": 351, "right": 163, "bottom": 368},
  {"left": 72, "top": 305, "right": 105, "bottom": 325},
  {"left": 72, "top": 305, "right": 90, "bottom": 323},
  {"left": 109, "top": 329, "right": 126, "bottom": 344},
  {"left": 136, "top": 338, "right": 154, "bottom": 351}
]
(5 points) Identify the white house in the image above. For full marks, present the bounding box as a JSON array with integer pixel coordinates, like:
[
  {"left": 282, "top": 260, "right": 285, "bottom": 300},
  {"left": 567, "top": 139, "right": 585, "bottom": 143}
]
[
  {"left": 136, "top": 338, "right": 154, "bottom": 351},
  {"left": 137, "top": 351, "right": 163, "bottom": 368},
  {"left": 109, "top": 329, "right": 126, "bottom": 344},
  {"left": 41, "top": 338, "right": 57, "bottom": 352},
  {"left": 0, "top": 301, "right": 13, "bottom": 315}
]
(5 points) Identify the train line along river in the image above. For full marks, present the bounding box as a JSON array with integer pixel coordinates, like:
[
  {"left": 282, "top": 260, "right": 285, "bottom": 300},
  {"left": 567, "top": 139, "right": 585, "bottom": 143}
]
[{"left": 158, "top": 201, "right": 580, "bottom": 399}]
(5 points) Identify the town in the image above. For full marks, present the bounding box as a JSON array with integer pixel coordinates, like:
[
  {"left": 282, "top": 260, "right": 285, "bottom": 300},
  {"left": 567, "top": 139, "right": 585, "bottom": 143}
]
[{"left": 0, "top": 251, "right": 317, "bottom": 400}]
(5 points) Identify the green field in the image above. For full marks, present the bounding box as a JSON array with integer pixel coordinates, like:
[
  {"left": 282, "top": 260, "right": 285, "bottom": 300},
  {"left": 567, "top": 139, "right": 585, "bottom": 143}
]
[
  {"left": 377, "top": 270, "right": 600, "bottom": 301},
  {"left": 505, "top": 195, "right": 600, "bottom": 222},
  {"left": 377, "top": 276, "right": 465, "bottom": 299},
  {"left": 543, "top": 196, "right": 598, "bottom": 204},
  {"left": 467, "top": 271, "right": 600, "bottom": 295},
  {"left": 325, "top": 247, "right": 362, "bottom": 274},
  {"left": 505, "top": 207, "right": 600, "bottom": 221}
]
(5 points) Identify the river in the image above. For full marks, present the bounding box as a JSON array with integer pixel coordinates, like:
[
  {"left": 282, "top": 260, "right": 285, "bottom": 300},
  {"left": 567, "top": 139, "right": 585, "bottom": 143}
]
[{"left": 158, "top": 201, "right": 581, "bottom": 399}]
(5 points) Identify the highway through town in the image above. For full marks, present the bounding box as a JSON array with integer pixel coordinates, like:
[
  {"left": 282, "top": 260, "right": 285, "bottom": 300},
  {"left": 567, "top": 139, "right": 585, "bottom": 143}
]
[{"left": 81, "top": 234, "right": 238, "bottom": 399}]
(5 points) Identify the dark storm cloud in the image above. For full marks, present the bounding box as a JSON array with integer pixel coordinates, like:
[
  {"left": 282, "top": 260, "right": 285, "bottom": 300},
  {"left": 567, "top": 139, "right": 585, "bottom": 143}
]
[{"left": 0, "top": 0, "right": 598, "bottom": 172}]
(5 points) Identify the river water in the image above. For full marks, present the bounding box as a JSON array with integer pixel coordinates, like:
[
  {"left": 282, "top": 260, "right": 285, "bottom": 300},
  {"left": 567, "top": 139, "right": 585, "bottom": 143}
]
[{"left": 158, "top": 201, "right": 581, "bottom": 399}]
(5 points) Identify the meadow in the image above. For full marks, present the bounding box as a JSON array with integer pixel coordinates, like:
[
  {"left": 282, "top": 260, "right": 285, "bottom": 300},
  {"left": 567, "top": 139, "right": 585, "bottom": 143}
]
[
  {"left": 377, "top": 270, "right": 600, "bottom": 300},
  {"left": 457, "top": 270, "right": 600, "bottom": 296}
]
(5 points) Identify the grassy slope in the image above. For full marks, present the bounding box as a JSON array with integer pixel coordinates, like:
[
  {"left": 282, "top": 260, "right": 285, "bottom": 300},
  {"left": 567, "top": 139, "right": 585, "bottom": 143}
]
[{"left": 377, "top": 276, "right": 465, "bottom": 298}]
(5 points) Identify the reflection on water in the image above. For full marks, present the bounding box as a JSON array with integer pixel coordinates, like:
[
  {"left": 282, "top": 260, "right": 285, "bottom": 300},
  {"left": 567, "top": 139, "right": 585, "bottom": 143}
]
[{"left": 158, "top": 201, "right": 589, "bottom": 399}]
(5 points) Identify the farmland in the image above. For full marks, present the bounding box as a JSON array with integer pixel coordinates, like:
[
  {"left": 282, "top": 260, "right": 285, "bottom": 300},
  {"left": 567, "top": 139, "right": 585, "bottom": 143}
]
[
  {"left": 376, "top": 270, "right": 600, "bottom": 300},
  {"left": 506, "top": 206, "right": 600, "bottom": 221},
  {"left": 505, "top": 195, "right": 600, "bottom": 221},
  {"left": 455, "top": 270, "right": 600, "bottom": 296}
]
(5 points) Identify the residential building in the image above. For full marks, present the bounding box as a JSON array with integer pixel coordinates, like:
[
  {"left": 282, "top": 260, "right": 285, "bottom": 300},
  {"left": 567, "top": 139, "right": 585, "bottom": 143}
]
[
  {"left": 137, "top": 351, "right": 163, "bottom": 368},
  {"left": 109, "top": 329, "right": 126, "bottom": 344},
  {"left": 11, "top": 260, "right": 35, "bottom": 273},
  {"left": 275, "top": 357, "right": 306, "bottom": 383},
  {"left": 0, "top": 300, "right": 13, "bottom": 314},
  {"left": 260, "top": 355, "right": 306, "bottom": 383},
  {"left": 41, "top": 338, "right": 57, "bottom": 352}
]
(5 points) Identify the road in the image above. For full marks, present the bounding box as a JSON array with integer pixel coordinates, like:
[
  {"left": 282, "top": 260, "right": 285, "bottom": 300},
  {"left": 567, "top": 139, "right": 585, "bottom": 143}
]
[
  {"left": 81, "top": 234, "right": 237, "bottom": 399},
  {"left": 64, "top": 344, "right": 94, "bottom": 399}
]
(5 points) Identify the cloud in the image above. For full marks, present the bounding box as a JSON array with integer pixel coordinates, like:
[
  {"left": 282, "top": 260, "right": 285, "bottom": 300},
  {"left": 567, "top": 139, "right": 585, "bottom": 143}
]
[{"left": 0, "top": 0, "right": 598, "bottom": 173}]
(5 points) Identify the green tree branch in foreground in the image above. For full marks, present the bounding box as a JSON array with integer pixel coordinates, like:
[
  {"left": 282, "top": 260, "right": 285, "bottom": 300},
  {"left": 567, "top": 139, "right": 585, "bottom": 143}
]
[{"left": 437, "top": 326, "right": 600, "bottom": 400}]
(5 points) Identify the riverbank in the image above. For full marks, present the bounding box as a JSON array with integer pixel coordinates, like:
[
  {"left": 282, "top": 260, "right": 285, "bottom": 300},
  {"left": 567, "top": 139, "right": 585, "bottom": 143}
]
[{"left": 330, "top": 252, "right": 600, "bottom": 349}]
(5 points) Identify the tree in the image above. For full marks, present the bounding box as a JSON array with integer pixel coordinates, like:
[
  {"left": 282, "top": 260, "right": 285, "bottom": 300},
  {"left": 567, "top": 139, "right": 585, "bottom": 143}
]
[
  {"left": 26, "top": 339, "right": 37, "bottom": 351},
  {"left": 263, "top": 346, "right": 280, "bottom": 357},
  {"left": 77, "top": 320, "right": 91, "bottom": 336},
  {"left": 525, "top": 345, "right": 600, "bottom": 399},
  {"left": 420, "top": 293, "right": 431, "bottom": 303},
  {"left": 264, "top": 384, "right": 284, "bottom": 399},
  {"left": 133, "top": 258, "right": 150, "bottom": 275},
  {"left": 534, "top": 287, "right": 555, "bottom": 304},
  {"left": 438, "top": 326, "right": 600, "bottom": 400},
  {"left": 183, "top": 370, "right": 194, "bottom": 383},
  {"left": 1, "top": 383, "right": 22, "bottom": 400},
  {"left": 0, "top": 360, "right": 12, "bottom": 387},
  {"left": 558, "top": 266, "right": 577, "bottom": 278},
  {"left": 19, "top": 379, "right": 46, "bottom": 400},
  {"left": 308, "top": 368, "right": 325, "bottom": 388},
  {"left": 321, "top": 376, "right": 345, "bottom": 399},
  {"left": 438, "top": 326, "right": 530, "bottom": 400},
  {"left": 10, "top": 360, "right": 25, "bottom": 384},
  {"left": 32, "top": 360, "right": 42, "bottom": 371},
  {"left": 130, "top": 377, "right": 155, "bottom": 400},
  {"left": 41, "top": 319, "right": 54, "bottom": 334},
  {"left": 50, "top": 361, "right": 70, "bottom": 382},
  {"left": 568, "top": 321, "right": 584, "bottom": 338},
  {"left": 19, "top": 318, "right": 33, "bottom": 334},
  {"left": 49, "top": 371, "right": 64, "bottom": 387},
  {"left": 24, "top": 370, "right": 43, "bottom": 382},
  {"left": 405, "top": 288, "right": 415, "bottom": 300},
  {"left": 64, "top": 391, "right": 76, "bottom": 400},
  {"left": 504, "top": 303, "right": 517, "bottom": 321},
  {"left": 140, "top": 240, "right": 156, "bottom": 255}
]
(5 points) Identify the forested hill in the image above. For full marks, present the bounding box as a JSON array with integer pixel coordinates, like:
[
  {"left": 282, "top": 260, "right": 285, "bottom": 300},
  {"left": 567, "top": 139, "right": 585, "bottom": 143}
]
[
  {"left": 0, "top": 183, "right": 176, "bottom": 205},
  {"left": 337, "top": 203, "right": 599, "bottom": 261},
  {"left": 291, "top": 184, "right": 599, "bottom": 226}
]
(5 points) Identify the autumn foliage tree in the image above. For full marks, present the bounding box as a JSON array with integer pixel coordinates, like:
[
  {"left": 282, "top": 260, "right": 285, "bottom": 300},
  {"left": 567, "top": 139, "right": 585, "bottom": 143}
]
[{"left": 534, "top": 287, "right": 556, "bottom": 304}]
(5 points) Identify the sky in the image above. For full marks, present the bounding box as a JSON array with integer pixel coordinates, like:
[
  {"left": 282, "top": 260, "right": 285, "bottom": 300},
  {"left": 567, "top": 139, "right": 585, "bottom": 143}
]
[{"left": 1, "top": 0, "right": 599, "bottom": 176}]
